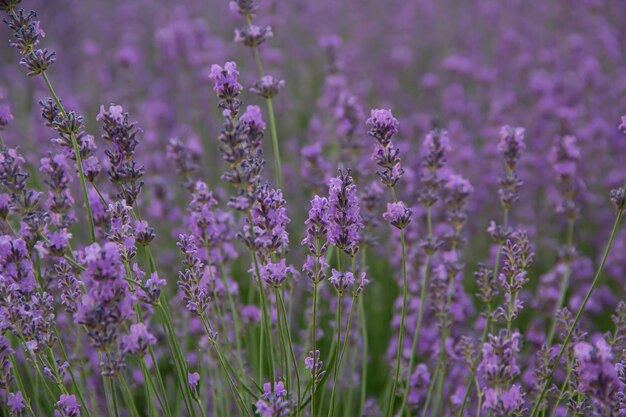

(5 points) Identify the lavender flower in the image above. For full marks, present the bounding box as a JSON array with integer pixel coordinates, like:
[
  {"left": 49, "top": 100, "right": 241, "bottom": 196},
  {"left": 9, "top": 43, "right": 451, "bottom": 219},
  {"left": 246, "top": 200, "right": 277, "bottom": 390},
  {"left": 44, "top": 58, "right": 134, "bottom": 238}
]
[
  {"left": 302, "top": 195, "right": 329, "bottom": 257},
  {"left": 188, "top": 372, "right": 200, "bottom": 397},
  {"left": 366, "top": 109, "right": 399, "bottom": 146},
  {"left": 328, "top": 169, "right": 363, "bottom": 257},
  {"left": 494, "top": 231, "right": 534, "bottom": 324},
  {"left": 367, "top": 109, "right": 404, "bottom": 187},
  {"left": 54, "top": 394, "right": 80, "bottom": 417},
  {"left": 229, "top": 0, "right": 257, "bottom": 16},
  {"left": 255, "top": 381, "right": 292, "bottom": 417},
  {"left": 497, "top": 126, "right": 525, "bottom": 209},
  {"left": 74, "top": 242, "right": 133, "bottom": 374},
  {"left": 0, "top": 104, "right": 13, "bottom": 129},
  {"left": 259, "top": 259, "right": 294, "bottom": 288},
  {"left": 97, "top": 104, "right": 145, "bottom": 206},
  {"left": 177, "top": 234, "right": 211, "bottom": 315},
  {"left": 234, "top": 24, "right": 273, "bottom": 47},
  {"left": 8, "top": 391, "right": 25, "bottom": 416},
  {"left": 382, "top": 201, "right": 412, "bottom": 229},
  {"left": 250, "top": 75, "right": 285, "bottom": 99},
  {"left": 121, "top": 323, "right": 156, "bottom": 358},
  {"left": 305, "top": 350, "right": 325, "bottom": 385},
  {"left": 479, "top": 330, "right": 525, "bottom": 416},
  {"left": 209, "top": 62, "right": 243, "bottom": 115},
  {"left": 328, "top": 269, "right": 354, "bottom": 296},
  {"left": 245, "top": 184, "right": 290, "bottom": 260},
  {"left": 573, "top": 338, "right": 621, "bottom": 414}
]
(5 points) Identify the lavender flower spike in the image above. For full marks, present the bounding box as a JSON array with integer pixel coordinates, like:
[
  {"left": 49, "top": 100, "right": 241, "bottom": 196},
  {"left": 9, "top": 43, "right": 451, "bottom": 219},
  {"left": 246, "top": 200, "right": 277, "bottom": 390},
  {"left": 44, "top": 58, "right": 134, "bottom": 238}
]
[{"left": 328, "top": 169, "right": 364, "bottom": 257}]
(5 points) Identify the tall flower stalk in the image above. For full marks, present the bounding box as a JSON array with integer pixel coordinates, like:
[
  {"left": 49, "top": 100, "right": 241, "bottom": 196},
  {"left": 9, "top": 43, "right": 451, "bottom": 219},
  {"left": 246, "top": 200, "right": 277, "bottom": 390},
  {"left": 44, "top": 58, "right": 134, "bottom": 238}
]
[{"left": 230, "top": 0, "right": 284, "bottom": 189}]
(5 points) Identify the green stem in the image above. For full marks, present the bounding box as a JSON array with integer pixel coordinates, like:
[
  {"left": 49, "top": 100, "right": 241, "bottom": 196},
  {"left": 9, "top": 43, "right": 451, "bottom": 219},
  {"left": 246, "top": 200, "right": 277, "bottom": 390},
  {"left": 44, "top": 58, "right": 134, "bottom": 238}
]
[
  {"left": 245, "top": 16, "right": 282, "bottom": 189},
  {"left": 546, "top": 220, "right": 575, "bottom": 346},
  {"left": 357, "top": 295, "right": 369, "bottom": 417},
  {"left": 277, "top": 290, "right": 301, "bottom": 417},
  {"left": 530, "top": 192, "right": 625, "bottom": 417},
  {"left": 327, "top": 293, "right": 343, "bottom": 417},
  {"left": 311, "top": 281, "right": 319, "bottom": 417},
  {"left": 40, "top": 72, "right": 95, "bottom": 242}
]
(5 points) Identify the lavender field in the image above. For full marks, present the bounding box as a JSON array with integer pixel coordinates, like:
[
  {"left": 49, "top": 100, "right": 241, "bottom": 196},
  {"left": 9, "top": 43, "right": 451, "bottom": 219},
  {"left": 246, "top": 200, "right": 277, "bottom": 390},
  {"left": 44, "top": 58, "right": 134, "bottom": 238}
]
[{"left": 1, "top": 0, "right": 626, "bottom": 416}]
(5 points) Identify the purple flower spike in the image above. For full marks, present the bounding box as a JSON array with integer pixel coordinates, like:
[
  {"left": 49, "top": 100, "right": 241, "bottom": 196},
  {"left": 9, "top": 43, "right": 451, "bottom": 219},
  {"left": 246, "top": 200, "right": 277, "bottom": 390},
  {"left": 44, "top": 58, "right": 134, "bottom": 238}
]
[
  {"left": 256, "top": 381, "right": 292, "bottom": 417},
  {"left": 209, "top": 61, "right": 243, "bottom": 115},
  {"left": 250, "top": 75, "right": 285, "bottom": 99},
  {"left": 260, "top": 259, "right": 294, "bottom": 288},
  {"left": 188, "top": 372, "right": 200, "bottom": 396},
  {"left": 383, "top": 201, "right": 412, "bottom": 229},
  {"left": 229, "top": 0, "right": 258, "bottom": 17},
  {"left": 54, "top": 394, "right": 80, "bottom": 417},
  {"left": 328, "top": 269, "right": 354, "bottom": 296},
  {"left": 0, "top": 104, "right": 13, "bottom": 129},
  {"left": 8, "top": 392, "right": 25, "bottom": 415},
  {"left": 367, "top": 108, "right": 399, "bottom": 145},
  {"left": 234, "top": 25, "right": 273, "bottom": 47},
  {"left": 328, "top": 169, "right": 363, "bottom": 257},
  {"left": 121, "top": 323, "right": 156, "bottom": 358}
]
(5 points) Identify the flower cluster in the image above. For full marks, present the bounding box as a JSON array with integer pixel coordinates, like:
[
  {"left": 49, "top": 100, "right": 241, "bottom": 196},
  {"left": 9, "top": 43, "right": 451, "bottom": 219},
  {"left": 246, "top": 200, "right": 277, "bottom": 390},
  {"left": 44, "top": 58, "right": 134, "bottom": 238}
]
[{"left": 97, "top": 104, "right": 145, "bottom": 206}]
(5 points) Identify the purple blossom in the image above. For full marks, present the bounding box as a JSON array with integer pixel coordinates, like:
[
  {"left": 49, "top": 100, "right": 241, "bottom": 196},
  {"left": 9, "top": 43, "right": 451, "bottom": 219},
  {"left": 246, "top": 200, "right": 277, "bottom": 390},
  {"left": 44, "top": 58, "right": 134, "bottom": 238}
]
[
  {"left": 229, "top": 0, "right": 257, "bottom": 16},
  {"left": 497, "top": 126, "right": 525, "bottom": 209},
  {"left": 188, "top": 372, "right": 200, "bottom": 396},
  {"left": 483, "top": 385, "right": 525, "bottom": 417},
  {"left": 573, "top": 338, "right": 621, "bottom": 410},
  {"left": 366, "top": 108, "right": 399, "bottom": 145},
  {"left": 328, "top": 170, "right": 363, "bottom": 257},
  {"left": 250, "top": 75, "right": 285, "bottom": 99},
  {"left": 382, "top": 201, "right": 412, "bottom": 229},
  {"left": 259, "top": 259, "right": 294, "bottom": 288},
  {"left": 240, "top": 105, "right": 266, "bottom": 131},
  {"left": 302, "top": 195, "right": 329, "bottom": 257},
  {"left": 121, "top": 323, "right": 156, "bottom": 358},
  {"left": 0, "top": 104, "right": 13, "bottom": 129},
  {"left": 97, "top": 104, "right": 144, "bottom": 206},
  {"left": 305, "top": 350, "right": 325, "bottom": 384},
  {"left": 234, "top": 24, "right": 273, "bottom": 47},
  {"left": 246, "top": 184, "right": 290, "bottom": 259},
  {"left": 209, "top": 62, "right": 243, "bottom": 114},
  {"left": 256, "top": 381, "right": 292, "bottom": 417},
  {"left": 54, "top": 394, "right": 80, "bottom": 417},
  {"left": 328, "top": 269, "right": 354, "bottom": 295},
  {"left": 8, "top": 391, "right": 25, "bottom": 415}
]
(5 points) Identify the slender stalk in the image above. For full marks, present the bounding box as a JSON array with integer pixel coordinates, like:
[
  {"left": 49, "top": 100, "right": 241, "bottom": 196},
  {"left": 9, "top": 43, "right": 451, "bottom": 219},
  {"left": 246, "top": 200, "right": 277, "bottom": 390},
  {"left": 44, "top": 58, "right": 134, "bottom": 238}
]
[
  {"left": 311, "top": 281, "right": 319, "bottom": 417},
  {"left": 277, "top": 290, "right": 301, "bottom": 417},
  {"left": 327, "top": 292, "right": 343, "bottom": 417},
  {"left": 244, "top": 15, "right": 283, "bottom": 189},
  {"left": 530, "top": 196, "right": 624, "bottom": 417},
  {"left": 398, "top": 206, "right": 431, "bottom": 417},
  {"left": 40, "top": 72, "right": 95, "bottom": 242},
  {"left": 357, "top": 295, "right": 369, "bottom": 417},
  {"left": 9, "top": 355, "right": 38, "bottom": 417},
  {"left": 386, "top": 186, "right": 409, "bottom": 417},
  {"left": 457, "top": 208, "right": 509, "bottom": 417},
  {"left": 546, "top": 220, "right": 575, "bottom": 346}
]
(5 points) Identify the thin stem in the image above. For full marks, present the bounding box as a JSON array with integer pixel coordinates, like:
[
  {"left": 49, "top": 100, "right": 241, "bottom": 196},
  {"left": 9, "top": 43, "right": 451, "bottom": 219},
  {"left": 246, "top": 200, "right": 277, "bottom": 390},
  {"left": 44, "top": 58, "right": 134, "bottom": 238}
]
[
  {"left": 40, "top": 72, "right": 95, "bottom": 242},
  {"left": 244, "top": 16, "right": 283, "bottom": 189},
  {"left": 358, "top": 295, "right": 369, "bottom": 417},
  {"left": 546, "top": 220, "right": 575, "bottom": 346},
  {"left": 457, "top": 207, "right": 510, "bottom": 417},
  {"left": 530, "top": 193, "right": 625, "bottom": 417},
  {"left": 277, "top": 290, "right": 301, "bottom": 417},
  {"left": 327, "top": 293, "right": 343, "bottom": 417},
  {"left": 398, "top": 207, "right": 431, "bottom": 417},
  {"left": 311, "top": 281, "right": 319, "bottom": 417},
  {"left": 386, "top": 185, "right": 409, "bottom": 417}
]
